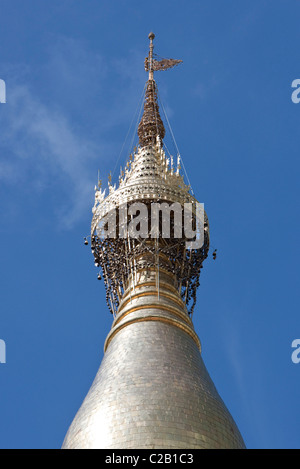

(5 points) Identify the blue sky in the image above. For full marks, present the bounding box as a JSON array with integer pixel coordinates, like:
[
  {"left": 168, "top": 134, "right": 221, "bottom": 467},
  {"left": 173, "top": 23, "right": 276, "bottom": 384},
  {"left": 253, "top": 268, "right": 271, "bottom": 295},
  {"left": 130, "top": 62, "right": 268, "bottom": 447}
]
[{"left": 0, "top": 0, "right": 299, "bottom": 449}]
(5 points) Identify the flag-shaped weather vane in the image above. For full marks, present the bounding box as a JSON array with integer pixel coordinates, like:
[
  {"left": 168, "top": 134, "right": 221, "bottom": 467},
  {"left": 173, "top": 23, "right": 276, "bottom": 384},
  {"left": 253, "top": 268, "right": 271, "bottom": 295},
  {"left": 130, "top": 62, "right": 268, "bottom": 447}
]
[{"left": 144, "top": 32, "right": 182, "bottom": 81}]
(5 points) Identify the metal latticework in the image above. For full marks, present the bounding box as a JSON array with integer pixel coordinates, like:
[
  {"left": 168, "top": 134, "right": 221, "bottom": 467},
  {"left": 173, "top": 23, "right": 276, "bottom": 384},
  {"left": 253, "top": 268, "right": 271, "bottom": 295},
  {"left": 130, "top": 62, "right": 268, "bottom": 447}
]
[
  {"left": 91, "top": 201, "right": 209, "bottom": 316},
  {"left": 137, "top": 80, "right": 165, "bottom": 148}
]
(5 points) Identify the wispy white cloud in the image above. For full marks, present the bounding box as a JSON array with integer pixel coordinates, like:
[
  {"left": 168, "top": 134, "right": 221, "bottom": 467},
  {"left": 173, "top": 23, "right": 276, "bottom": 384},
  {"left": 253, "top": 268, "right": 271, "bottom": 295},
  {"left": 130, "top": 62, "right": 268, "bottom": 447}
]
[
  {"left": 0, "top": 83, "right": 107, "bottom": 228},
  {"left": 0, "top": 34, "right": 180, "bottom": 230},
  {"left": 0, "top": 36, "right": 146, "bottom": 229}
]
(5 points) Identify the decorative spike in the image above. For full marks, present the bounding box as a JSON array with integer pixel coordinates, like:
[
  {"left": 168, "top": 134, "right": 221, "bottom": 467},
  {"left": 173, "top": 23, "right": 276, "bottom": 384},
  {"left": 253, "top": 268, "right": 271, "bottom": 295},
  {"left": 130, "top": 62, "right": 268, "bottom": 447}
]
[{"left": 137, "top": 80, "right": 165, "bottom": 148}]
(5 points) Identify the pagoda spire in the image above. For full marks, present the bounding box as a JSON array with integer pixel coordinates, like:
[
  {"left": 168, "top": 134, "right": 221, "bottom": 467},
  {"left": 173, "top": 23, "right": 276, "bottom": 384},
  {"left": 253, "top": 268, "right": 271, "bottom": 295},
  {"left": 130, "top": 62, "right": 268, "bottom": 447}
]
[
  {"left": 137, "top": 32, "right": 183, "bottom": 149},
  {"left": 137, "top": 80, "right": 165, "bottom": 147},
  {"left": 138, "top": 33, "right": 165, "bottom": 148},
  {"left": 61, "top": 34, "right": 246, "bottom": 450}
]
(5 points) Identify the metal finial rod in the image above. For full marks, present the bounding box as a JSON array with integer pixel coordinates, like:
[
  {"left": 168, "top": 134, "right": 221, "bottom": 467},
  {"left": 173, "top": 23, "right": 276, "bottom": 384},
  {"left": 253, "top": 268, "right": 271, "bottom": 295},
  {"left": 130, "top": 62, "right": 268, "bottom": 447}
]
[{"left": 148, "top": 32, "right": 155, "bottom": 81}]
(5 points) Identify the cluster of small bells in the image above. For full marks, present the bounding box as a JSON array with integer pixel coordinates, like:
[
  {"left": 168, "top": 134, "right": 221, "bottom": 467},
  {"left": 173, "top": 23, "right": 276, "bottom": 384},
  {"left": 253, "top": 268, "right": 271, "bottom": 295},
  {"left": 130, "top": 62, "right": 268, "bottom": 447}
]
[
  {"left": 83, "top": 235, "right": 217, "bottom": 315},
  {"left": 84, "top": 236, "right": 102, "bottom": 281}
]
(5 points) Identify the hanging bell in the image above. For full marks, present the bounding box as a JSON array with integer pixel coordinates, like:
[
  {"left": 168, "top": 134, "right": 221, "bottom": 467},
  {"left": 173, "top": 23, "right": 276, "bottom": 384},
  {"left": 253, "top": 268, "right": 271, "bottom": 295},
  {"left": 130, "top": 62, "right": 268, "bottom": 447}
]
[
  {"left": 84, "top": 237, "right": 88, "bottom": 245},
  {"left": 97, "top": 274, "right": 102, "bottom": 281}
]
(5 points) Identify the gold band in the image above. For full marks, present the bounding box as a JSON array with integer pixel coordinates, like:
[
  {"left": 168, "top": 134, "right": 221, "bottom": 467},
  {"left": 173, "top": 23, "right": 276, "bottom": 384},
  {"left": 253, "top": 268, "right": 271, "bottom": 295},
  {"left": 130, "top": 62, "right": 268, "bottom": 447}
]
[
  {"left": 104, "top": 315, "right": 201, "bottom": 352},
  {"left": 119, "top": 290, "right": 187, "bottom": 315},
  {"left": 114, "top": 302, "right": 193, "bottom": 327}
]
